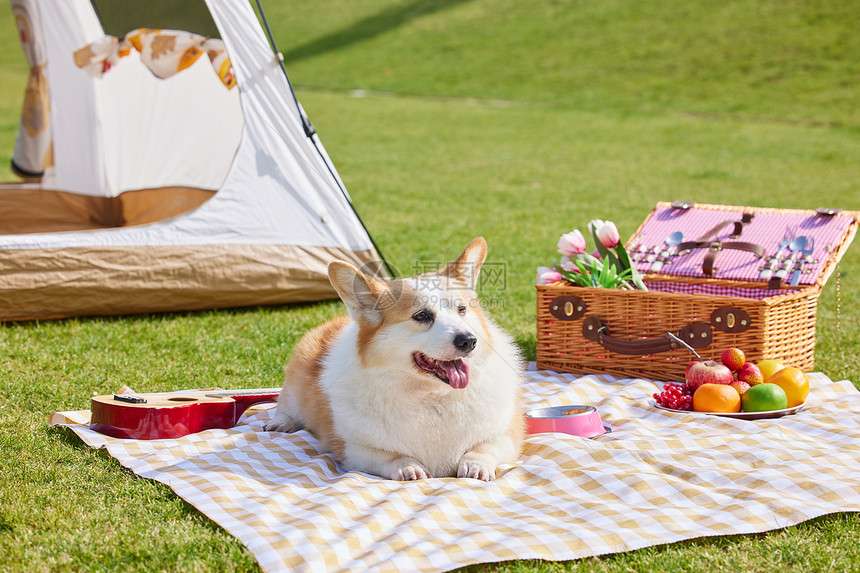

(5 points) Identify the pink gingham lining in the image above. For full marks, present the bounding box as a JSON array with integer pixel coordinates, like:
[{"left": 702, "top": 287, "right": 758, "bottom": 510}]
[
  {"left": 645, "top": 281, "right": 784, "bottom": 300},
  {"left": 630, "top": 205, "right": 853, "bottom": 285}
]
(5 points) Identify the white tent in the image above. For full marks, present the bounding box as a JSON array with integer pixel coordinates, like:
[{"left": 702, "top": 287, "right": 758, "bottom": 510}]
[{"left": 1, "top": 0, "right": 389, "bottom": 321}]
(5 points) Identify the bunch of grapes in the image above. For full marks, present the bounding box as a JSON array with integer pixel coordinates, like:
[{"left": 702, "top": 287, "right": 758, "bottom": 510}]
[{"left": 653, "top": 381, "right": 693, "bottom": 410}]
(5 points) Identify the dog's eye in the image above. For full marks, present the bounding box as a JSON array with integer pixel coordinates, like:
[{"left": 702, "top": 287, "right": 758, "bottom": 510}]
[
  {"left": 412, "top": 309, "right": 433, "bottom": 323},
  {"left": 457, "top": 305, "right": 467, "bottom": 316}
]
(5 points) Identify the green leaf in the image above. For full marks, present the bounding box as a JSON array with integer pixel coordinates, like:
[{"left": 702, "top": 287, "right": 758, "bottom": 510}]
[
  {"left": 589, "top": 225, "right": 617, "bottom": 265},
  {"left": 558, "top": 267, "right": 589, "bottom": 287},
  {"left": 615, "top": 243, "right": 648, "bottom": 291},
  {"left": 605, "top": 263, "right": 617, "bottom": 286},
  {"left": 616, "top": 243, "right": 633, "bottom": 269},
  {"left": 571, "top": 253, "right": 603, "bottom": 272}
]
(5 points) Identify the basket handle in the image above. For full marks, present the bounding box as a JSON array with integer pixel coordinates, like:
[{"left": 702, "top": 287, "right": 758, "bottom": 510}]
[{"left": 581, "top": 316, "right": 713, "bottom": 355}]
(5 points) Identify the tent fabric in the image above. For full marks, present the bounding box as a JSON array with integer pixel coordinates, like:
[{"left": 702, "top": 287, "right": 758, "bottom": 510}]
[
  {"left": 0, "top": 244, "right": 379, "bottom": 322},
  {"left": 0, "top": 185, "right": 214, "bottom": 234},
  {"left": 10, "top": 0, "right": 52, "bottom": 178},
  {"left": 39, "top": 0, "right": 243, "bottom": 196},
  {"left": 1, "top": 0, "right": 386, "bottom": 321}
]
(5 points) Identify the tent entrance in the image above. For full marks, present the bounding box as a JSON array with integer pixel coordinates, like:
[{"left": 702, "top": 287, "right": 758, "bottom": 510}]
[
  {"left": 0, "top": 184, "right": 214, "bottom": 234},
  {"left": 91, "top": 0, "right": 220, "bottom": 39},
  {"left": 12, "top": 0, "right": 243, "bottom": 198}
]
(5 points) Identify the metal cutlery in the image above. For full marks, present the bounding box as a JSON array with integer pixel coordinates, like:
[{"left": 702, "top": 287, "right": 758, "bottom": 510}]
[
  {"left": 789, "top": 236, "right": 815, "bottom": 286},
  {"left": 760, "top": 226, "right": 796, "bottom": 279},
  {"left": 802, "top": 237, "right": 817, "bottom": 266},
  {"left": 771, "top": 236, "right": 807, "bottom": 285},
  {"left": 650, "top": 231, "right": 683, "bottom": 272}
]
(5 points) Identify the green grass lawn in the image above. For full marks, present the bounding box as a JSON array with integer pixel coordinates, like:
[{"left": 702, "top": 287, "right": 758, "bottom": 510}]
[{"left": 2, "top": 0, "right": 860, "bottom": 571}]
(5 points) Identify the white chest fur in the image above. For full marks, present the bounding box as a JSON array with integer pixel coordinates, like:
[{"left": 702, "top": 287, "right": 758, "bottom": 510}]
[{"left": 320, "top": 322, "right": 519, "bottom": 477}]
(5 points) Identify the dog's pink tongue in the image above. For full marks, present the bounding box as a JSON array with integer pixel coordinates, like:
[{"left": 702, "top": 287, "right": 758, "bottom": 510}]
[{"left": 441, "top": 359, "right": 469, "bottom": 389}]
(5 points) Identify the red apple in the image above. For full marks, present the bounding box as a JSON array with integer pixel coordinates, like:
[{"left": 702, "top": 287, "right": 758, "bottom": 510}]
[
  {"left": 685, "top": 360, "right": 701, "bottom": 379},
  {"left": 730, "top": 380, "right": 751, "bottom": 396},
  {"left": 686, "top": 360, "right": 735, "bottom": 393},
  {"left": 721, "top": 347, "right": 746, "bottom": 372},
  {"left": 737, "top": 362, "right": 764, "bottom": 386}
]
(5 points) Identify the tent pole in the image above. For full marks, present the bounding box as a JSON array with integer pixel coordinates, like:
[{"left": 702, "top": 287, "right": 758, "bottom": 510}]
[{"left": 253, "top": 0, "right": 397, "bottom": 280}]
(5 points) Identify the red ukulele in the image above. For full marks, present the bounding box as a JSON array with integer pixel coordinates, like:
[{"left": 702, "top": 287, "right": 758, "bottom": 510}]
[{"left": 90, "top": 388, "right": 281, "bottom": 440}]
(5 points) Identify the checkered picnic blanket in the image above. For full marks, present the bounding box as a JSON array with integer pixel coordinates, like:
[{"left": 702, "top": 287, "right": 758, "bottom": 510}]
[{"left": 51, "top": 367, "right": 860, "bottom": 573}]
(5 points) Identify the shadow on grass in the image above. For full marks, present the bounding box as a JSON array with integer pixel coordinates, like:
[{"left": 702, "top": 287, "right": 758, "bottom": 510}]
[{"left": 282, "top": 0, "right": 474, "bottom": 64}]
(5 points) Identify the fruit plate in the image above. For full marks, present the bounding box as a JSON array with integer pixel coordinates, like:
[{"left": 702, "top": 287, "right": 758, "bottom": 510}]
[{"left": 652, "top": 401, "right": 806, "bottom": 420}]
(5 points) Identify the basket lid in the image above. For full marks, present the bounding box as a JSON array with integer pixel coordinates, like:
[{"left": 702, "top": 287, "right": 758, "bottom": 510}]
[{"left": 627, "top": 202, "right": 858, "bottom": 290}]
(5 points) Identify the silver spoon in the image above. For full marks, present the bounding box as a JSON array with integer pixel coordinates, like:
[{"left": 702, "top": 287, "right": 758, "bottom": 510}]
[
  {"left": 771, "top": 236, "right": 807, "bottom": 284},
  {"left": 650, "top": 231, "right": 683, "bottom": 272}
]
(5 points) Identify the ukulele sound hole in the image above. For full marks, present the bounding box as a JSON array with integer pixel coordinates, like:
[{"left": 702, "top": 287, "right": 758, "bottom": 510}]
[{"left": 167, "top": 397, "right": 199, "bottom": 402}]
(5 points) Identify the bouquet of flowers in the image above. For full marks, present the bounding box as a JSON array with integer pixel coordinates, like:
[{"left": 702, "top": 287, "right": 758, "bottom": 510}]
[{"left": 536, "top": 219, "right": 648, "bottom": 290}]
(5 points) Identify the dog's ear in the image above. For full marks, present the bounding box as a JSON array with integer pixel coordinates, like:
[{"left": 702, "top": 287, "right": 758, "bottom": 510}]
[
  {"left": 328, "top": 261, "right": 390, "bottom": 325},
  {"left": 440, "top": 237, "right": 488, "bottom": 289}
]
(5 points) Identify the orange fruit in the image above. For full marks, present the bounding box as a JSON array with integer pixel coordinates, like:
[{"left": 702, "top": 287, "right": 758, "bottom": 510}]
[
  {"left": 765, "top": 367, "right": 810, "bottom": 408},
  {"left": 693, "top": 383, "right": 741, "bottom": 413},
  {"left": 757, "top": 359, "right": 785, "bottom": 381}
]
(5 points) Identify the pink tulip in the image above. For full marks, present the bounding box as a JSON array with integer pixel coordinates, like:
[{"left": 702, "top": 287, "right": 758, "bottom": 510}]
[
  {"left": 559, "top": 256, "right": 579, "bottom": 273},
  {"left": 587, "top": 219, "right": 604, "bottom": 237},
  {"left": 595, "top": 221, "right": 620, "bottom": 248},
  {"left": 557, "top": 230, "right": 587, "bottom": 256},
  {"left": 536, "top": 266, "right": 563, "bottom": 285}
]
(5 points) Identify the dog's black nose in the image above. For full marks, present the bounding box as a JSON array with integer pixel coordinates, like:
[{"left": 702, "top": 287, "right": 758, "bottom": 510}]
[{"left": 454, "top": 332, "right": 477, "bottom": 354}]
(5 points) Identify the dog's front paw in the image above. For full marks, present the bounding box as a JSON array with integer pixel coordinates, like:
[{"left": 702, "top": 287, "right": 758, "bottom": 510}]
[
  {"left": 390, "top": 458, "right": 432, "bottom": 481},
  {"left": 457, "top": 453, "right": 496, "bottom": 481},
  {"left": 264, "top": 410, "right": 301, "bottom": 433}
]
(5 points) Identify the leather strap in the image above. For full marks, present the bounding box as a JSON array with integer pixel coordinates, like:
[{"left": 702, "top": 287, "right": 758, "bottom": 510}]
[
  {"left": 671, "top": 214, "right": 763, "bottom": 276},
  {"left": 691, "top": 213, "right": 755, "bottom": 243},
  {"left": 676, "top": 240, "right": 767, "bottom": 276},
  {"left": 582, "top": 316, "right": 712, "bottom": 355}
]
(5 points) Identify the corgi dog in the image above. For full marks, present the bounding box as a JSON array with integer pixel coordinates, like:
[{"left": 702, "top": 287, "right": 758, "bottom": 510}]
[{"left": 265, "top": 238, "right": 524, "bottom": 481}]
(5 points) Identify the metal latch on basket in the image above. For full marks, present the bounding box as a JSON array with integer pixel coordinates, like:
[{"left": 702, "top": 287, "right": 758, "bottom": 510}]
[
  {"left": 710, "top": 306, "right": 752, "bottom": 333},
  {"left": 581, "top": 316, "right": 713, "bottom": 356},
  {"left": 548, "top": 295, "right": 588, "bottom": 320}
]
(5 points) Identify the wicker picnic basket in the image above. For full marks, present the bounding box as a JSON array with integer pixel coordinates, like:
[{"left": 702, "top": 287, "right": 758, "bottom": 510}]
[{"left": 536, "top": 203, "right": 858, "bottom": 381}]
